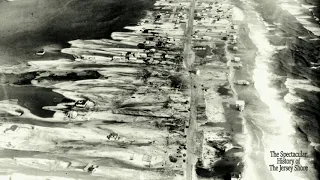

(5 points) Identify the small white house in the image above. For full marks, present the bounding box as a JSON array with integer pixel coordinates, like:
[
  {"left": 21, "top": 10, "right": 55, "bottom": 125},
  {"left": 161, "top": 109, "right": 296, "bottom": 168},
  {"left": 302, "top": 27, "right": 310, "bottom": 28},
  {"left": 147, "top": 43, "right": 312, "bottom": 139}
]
[
  {"left": 202, "top": 36, "right": 212, "bottom": 41},
  {"left": 233, "top": 57, "right": 241, "bottom": 62},
  {"left": 230, "top": 34, "right": 237, "bottom": 41},
  {"left": 66, "top": 111, "right": 78, "bottom": 119},
  {"left": 136, "top": 52, "right": 147, "bottom": 58},
  {"left": 112, "top": 56, "right": 125, "bottom": 61},
  {"left": 233, "top": 63, "right": 243, "bottom": 69},
  {"left": 231, "top": 172, "right": 242, "bottom": 180},
  {"left": 196, "top": 69, "right": 201, "bottom": 75},
  {"left": 75, "top": 100, "right": 95, "bottom": 109},
  {"left": 236, "top": 100, "right": 245, "bottom": 112},
  {"left": 232, "top": 46, "right": 238, "bottom": 51},
  {"left": 149, "top": 48, "right": 156, "bottom": 53}
]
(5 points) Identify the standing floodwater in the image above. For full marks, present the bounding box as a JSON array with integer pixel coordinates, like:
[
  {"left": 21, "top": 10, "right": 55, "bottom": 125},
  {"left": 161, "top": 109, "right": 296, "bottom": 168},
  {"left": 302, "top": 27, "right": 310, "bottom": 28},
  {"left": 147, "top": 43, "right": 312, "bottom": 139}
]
[
  {"left": 0, "top": 0, "right": 154, "bottom": 118},
  {"left": 0, "top": 0, "right": 154, "bottom": 65}
]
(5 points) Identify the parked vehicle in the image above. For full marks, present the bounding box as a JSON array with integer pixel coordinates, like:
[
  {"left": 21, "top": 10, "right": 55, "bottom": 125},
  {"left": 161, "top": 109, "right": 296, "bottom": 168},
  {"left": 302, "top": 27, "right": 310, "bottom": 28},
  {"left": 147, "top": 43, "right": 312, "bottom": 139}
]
[{"left": 232, "top": 57, "right": 241, "bottom": 62}]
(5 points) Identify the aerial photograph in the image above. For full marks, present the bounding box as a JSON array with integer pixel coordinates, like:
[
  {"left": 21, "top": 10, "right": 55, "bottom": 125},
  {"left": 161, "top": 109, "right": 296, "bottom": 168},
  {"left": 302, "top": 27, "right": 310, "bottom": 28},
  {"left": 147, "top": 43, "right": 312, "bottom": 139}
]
[{"left": 0, "top": 0, "right": 319, "bottom": 179}]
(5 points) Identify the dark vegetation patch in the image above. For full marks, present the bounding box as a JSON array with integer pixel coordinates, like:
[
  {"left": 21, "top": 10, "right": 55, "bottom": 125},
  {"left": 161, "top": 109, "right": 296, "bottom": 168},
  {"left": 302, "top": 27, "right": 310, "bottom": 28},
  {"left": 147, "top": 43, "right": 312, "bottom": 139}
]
[
  {"left": 136, "top": 68, "right": 152, "bottom": 83},
  {"left": 73, "top": 63, "right": 141, "bottom": 69},
  {"left": 169, "top": 155, "right": 178, "bottom": 163},
  {"left": 217, "top": 85, "right": 232, "bottom": 96},
  {"left": 37, "top": 70, "right": 102, "bottom": 82},
  {"left": 1, "top": 70, "right": 102, "bottom": 85},
  {"left": 101, "top": 121, "right": 127, "bottom": 124},
  {"left": 154, "top": 118, "right": 184, "bottom": 132},
  {"left": 211, "top": 41, "right": 227, "bottom": 62},
  {"left": 0, "top": 72, "right": 40, "bottom": 85},
  {"left": 168, "top": 74, "right": 187, "bottom": 90},
  {"left": 196, "top": 157, "right": 243, "bottom": 178},
  {"left": 194, "top": 45, "right": 212, "bottom": 58},
  {"left": 119, "top": 102, "right": 163, "bottom": 108},
  {"left": 111, "top": 98, "right": 124, "bottom": 109},
  {"left": 162, "top": 97, "right": 172, "bottom": 108}
]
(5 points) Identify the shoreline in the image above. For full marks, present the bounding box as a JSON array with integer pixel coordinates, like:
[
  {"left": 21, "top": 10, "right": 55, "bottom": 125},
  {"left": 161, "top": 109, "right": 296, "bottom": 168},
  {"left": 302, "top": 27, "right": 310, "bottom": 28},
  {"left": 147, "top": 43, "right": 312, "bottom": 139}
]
[{"left": 232, "top": 0, "right": 319, "bottom": 179}]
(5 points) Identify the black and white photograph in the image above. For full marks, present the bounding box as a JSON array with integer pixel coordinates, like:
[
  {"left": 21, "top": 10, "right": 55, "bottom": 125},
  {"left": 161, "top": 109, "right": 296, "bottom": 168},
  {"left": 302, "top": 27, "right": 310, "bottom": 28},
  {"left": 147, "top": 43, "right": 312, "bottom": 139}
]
[{"left": 0, "top": 0, "right": 319, "bottom": 179}]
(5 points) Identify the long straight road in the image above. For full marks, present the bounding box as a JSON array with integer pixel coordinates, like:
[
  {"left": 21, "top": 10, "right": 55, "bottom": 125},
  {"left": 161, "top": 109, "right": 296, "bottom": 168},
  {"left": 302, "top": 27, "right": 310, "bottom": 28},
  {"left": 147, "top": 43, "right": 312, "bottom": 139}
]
[{"left": 183, "top": 0, "right": 197, "bottom": 180}]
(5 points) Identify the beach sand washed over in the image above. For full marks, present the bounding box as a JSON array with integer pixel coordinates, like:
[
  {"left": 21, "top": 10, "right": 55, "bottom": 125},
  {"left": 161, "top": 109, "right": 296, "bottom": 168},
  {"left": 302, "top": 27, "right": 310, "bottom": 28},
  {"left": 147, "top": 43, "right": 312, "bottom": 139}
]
[{"left": 0, "top": 0, "right": 319, "bottom": 179}]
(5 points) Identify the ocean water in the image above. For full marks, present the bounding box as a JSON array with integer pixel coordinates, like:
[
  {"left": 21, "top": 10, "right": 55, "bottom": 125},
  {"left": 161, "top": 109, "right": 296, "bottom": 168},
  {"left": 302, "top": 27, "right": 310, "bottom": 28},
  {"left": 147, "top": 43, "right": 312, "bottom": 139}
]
[{"left": 241, "top": 0, "right": 320, "bottom": 179}]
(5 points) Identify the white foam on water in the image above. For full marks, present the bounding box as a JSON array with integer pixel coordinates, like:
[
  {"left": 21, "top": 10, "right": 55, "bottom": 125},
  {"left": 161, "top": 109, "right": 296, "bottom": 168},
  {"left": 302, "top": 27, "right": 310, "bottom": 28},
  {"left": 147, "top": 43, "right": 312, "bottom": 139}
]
[
  {"left": 244, "top": 10, "right": 314, "bottom": 179},
  {"left": 241, "top": 117, "right": 262, "bottom": 180},
  {"left": 285, "top": 78, "right": 320, "bottom": 92},
  {"left": 284, "top": 93, "right": 304, "bottom": 104},
  {"left": 279, "top": 0, "right": 320, "bottom": 36},
  {"left": 280, "top": 3, "right": 304, "bottom": 16},
  {"left": 301, "top": 4, "right": 316, "bottom": 9},
  {"left": 283, "top": 79, "right": 320, "bottom": 105}
]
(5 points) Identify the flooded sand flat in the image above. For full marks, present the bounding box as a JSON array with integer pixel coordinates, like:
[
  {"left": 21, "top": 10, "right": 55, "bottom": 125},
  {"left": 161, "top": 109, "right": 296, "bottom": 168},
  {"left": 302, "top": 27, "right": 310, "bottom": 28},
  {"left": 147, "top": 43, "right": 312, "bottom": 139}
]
[
  {"left": 0, "top": 1, "right": 190, "bottom": 179},
  {"left": 0, "top": 0, "right": 155, "bottom": 116},
  {"left": 0, "top": 0, "right": 154, "bottom": 65},
  {"left": 0, "top": 85, "right": 67, "bottom": 118}
]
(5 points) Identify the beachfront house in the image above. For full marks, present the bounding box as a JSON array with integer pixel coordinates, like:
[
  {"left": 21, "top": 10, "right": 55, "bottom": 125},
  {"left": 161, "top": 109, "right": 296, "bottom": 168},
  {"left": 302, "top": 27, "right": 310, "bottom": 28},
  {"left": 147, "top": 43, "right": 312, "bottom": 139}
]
[
  {"left": 231, "top": 172, "right": 242, "bottom": 180},
  {"left": 235, "top": 100, "right": 245, "bottom": 112}
]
